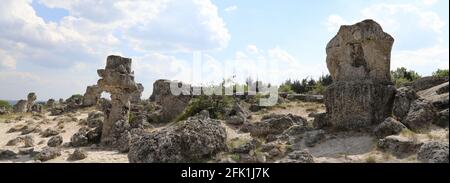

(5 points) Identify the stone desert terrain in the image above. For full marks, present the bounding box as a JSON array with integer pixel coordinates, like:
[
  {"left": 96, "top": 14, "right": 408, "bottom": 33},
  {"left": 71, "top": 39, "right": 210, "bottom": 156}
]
[{"left": 1, "top": 19, "right": 448, "bottom": 163}]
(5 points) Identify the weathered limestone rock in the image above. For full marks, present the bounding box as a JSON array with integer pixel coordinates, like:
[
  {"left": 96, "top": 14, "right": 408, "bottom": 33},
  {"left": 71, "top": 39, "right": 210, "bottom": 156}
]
[
  {"left": 13, "top": 100, "right": 27, "bottom": 113},
  {"left": 417, "top": 141, "right": 449, "bottom": 163},
  {"left": 34, "top": 147, "right": 61, "bottom": 161},
  {"left": 377, "top": 135, "right": 423, "bottom": 158},
  {"left": 324, "top": 19, "right": 396, "bottom": 130},
  {"left": 373, "top": 117, "right": 406, "bottom": 138},
  {"left": 393, "top": 87, "right": 418, "bottom": 121},
  {"left": 402, "top": 99, "right": 436, "bottom": 131},
  {"left": 97, "top": 55, "right": 138, "bottom": 145},
  {"left": 26, "top": 92, "right": 37, "bottom": 112},
  {"left": 46, "top": 99, "right": 55, "bottom": 109},
  {"left": 68, "top": 149, "right": 88, "bottom": 161},
  {"left": 131, "top": 83, "right": 144, "bottom": 103},
  {"left": 47, "top": 135, "right": 63, "bottom": 147},
  {"left": 128, "top": 112, "right": 227, "bottom": 163},
  {"left": 30, "top": 103, "right": 43, "bottom": 113},
  {"left": 82, "top": 85, "right": 101, "bottom": 107},
  {"left": 149, "top": 79, "right": 191, "bottom": 123}
]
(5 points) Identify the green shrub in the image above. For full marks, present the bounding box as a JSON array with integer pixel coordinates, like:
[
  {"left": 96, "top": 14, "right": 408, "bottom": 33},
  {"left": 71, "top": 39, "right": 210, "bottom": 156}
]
[
  {"left": 0, "top": 100, "right": 12, "bottom": 110},
  {"left": 391, "top": 67, "right": 421, "bottom": 87},
  {"left": 176, "top": 95, "right": 234, "bottom": 121},
  {"left": 278, "top": 84, "right": 293, "bottom": 93},
  {"left": 432, "top": 69, "right": 449, "bottom": 77},
  {"left": 311, "top": 82, "right": 326, "bottom": 95}
]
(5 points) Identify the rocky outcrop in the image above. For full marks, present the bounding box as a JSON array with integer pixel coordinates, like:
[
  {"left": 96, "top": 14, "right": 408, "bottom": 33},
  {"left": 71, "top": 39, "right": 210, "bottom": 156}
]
[
  {"left": 324, "top": 19, "right": 396, "bottom": 130},
  {"left": 393, "top": 87, "right": 418, "bottom": 121},
  {"left": 82, "top": 85, "right": 101, "bottom": 107},
  {"left": 417, "top": 141, "right": 449, "bottom": 163},
  {"left": 149, "top": 79, "right": 192, "bottom": 123},
  {"left": 46, "top": 99, "right": 55, "bottom": 109},
  {"left": 47, "top": 135, "right": 63, "bottom": 147},
  {"left": 0, "top": 149, "right": 17, "bottom": 160},
  {"left": 373, "top": 117, "right": 407, "bottom": 138},
  {"left": 131, "top": 83, "right": 144, "bottom": 103},
  {"left": 377, "top": 135, "right": 423, "bottom": 158},
  {"left": 34, "top": 147, "right": 61, "bottom": 161},
  {"left": 402, "top": 99, "right": 436, "bottom": 131},
  {"left": 246, "top": 113, "right": 306, "bottom": 137},
  {"left": 96, "top": 55, "right": 139, "bottom": 145},
  {"left": 408, "top": 76, "right": 449, "bottom": 92},
  {"left": 68, "top": 149, "right": 88, "bottom": 161},
  {"left": 128, "top": 112, "right": 227, "bottom": 163},
  {"left": 26, "top": 92, "right": 37, "bottom": 112},
  {"left": 13, "top": 100, "right": 27, "bottom": 113},
  {"left": 325, "top": 82, "right": 396, "bottom": 129}
]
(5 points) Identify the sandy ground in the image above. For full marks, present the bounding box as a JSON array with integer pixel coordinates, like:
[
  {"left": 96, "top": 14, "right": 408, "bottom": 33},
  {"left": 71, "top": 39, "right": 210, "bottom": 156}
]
[
  {"left": 1, "top": 100, "right": 448, "bottom": 163},
  {"left": 0, "top": 108, "right": 128, "bottom": 163}
]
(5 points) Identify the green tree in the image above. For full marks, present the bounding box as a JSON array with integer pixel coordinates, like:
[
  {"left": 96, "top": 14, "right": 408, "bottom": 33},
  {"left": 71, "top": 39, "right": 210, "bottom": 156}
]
[
  {"left": 432, "top": 69, "right": 449, "bottom": 77},
  {"left": 0, "top": 100, "right": 12, "bottom": 110},
  {"left": 391, "top": 67, "right": 421, "bottom": 86}
]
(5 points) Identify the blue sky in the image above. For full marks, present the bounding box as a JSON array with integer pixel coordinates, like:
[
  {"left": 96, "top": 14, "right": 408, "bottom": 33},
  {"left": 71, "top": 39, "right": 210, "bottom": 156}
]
[{"left": 0, "top": 0, "right": 448, "bottom": 100}]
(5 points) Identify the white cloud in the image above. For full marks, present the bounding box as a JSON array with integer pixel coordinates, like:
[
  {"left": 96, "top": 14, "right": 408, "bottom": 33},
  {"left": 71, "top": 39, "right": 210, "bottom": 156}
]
[
  {"left": 224, "top": 5, "right": 238, "bottom": 12},
  {"left": 0, "top": 0, "right": 230, "bottom": 100},
  {"left": 246, "top": 45, "right": 259, "bottom": 54},
  {"left": 392, "top": 45, "right": 449, "bottom": 74},
  {"left": 423, "top": 0, "right": 439, "bottom": 5}
]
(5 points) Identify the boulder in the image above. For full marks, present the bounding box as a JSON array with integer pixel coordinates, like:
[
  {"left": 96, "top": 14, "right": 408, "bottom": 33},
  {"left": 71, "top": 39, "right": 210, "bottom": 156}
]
[
  {"left": 149, "top": 79, "right": 192, "bottom": 123},
  {"left": 417, "top": 82, "right": 449, "bottom": 110},
  {"left": 82, "top": 85, "right": 101, "bottom": 107},
  {"left": 87, "top": 111, "right": 104, "bottom": 129},
  {"left": 128, "top": 113, "right": 227, "bottom": 163},
  {"left": 324, "top": 19, "right": 396, "bottom": 130},
  {"left": 40, "top": 127, "right": 60, "bottom": 138},
  {"left": 248, "top": 113, "right": 306, "bottom": 137},
  {"left": 0, "top": 149, "right": 17, "bottom": 160},
  {"left": 393, "top": 87, "right": 418, "bottom": 121},
  {"left": 47, "top": 135, "right": 63, "bottom": 147},
  {"left": 417, "top": 141, "right": 449, "bottom": 163},
  {"left": 409, "top": 76, "right": 449, "bottom": 91},
  {"left": 23, "top": 135, "right": 35, "bottom": 147},
  {"left": 34, "top": 147, "right": 61, "bottom": 161},
  {"left": 130, "top": 83, "right": 144, "bottom": 103},
  {"left": 46, "top": 99, "right": 55, "bottom": 109},
  {"left": 68, "top": 149, "right": 88, "bottom": 161},
  {"left": 70, "top": 127, "right": 90, "bottom": 147},
  {"left": 377, "top": 135, "right": 423, "bottom": 158},
  {"left": 13, "top": 100, "right": 27, "bottom": 113},
  {"left": 231, "top": 139, "right": 258, "bottom": 154},
  {"left": 402, "top": 99, "right": 436, "bottom": 131},
  {"left": 26, "top": 92, "right": 37, "bottom": 112},
  {"left": 373, "top": 117, "right": 407, "bottom": 138},
  {"left": 435, "top": 109, "right": 449, "bottom": 127},
  {"left": 304, "top": 130, "right": 326, "bottom": 147}
]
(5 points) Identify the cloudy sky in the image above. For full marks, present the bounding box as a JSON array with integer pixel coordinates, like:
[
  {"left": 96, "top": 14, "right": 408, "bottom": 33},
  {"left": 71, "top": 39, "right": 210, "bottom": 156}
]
[{"left": 0, "top": 0, "right": 448, "bottom": 100}]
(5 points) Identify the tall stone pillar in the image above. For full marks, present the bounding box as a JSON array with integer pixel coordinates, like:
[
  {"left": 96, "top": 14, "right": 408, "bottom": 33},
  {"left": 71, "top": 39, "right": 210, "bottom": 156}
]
[
  {"left": 97, "top": 55, "right": 138, "bottom": 144},
  {"left": 324, "top": 19, "right": 396, "bottom": 130}
]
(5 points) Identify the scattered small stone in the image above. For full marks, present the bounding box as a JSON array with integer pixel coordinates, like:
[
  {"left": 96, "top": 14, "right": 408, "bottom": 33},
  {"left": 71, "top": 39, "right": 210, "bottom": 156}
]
[
  {"left": 34, "top": 147, "right": 61, "bottom": 162},
  {"left": 47, "top": 135, "right": 63, "bottom": 147},
  {"left": 68, "top": 149, "right": 88, "bottom": 161}
]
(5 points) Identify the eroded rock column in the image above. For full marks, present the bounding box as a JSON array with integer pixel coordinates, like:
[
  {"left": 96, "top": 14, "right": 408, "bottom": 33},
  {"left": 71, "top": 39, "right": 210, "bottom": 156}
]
[
  {"left": 324, "top": 19, "right": 396, "bottom": 130},
  {"left": 97, "top": 55, "right": 138, "bottom": 144}
]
